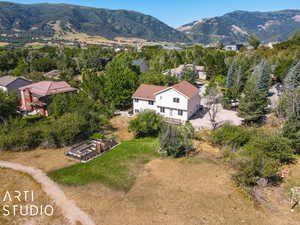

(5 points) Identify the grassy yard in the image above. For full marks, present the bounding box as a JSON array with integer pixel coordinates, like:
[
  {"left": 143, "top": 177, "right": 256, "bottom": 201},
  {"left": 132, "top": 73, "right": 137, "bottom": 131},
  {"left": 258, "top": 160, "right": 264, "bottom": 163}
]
[{"left": 48, "top": 138, "right": 159, "bottom": 191}]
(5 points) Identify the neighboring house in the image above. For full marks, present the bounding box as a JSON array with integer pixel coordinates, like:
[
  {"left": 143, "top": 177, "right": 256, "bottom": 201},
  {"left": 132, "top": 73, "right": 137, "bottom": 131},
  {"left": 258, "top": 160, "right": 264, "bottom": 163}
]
[
  {"left": 132, "top": 81, "right": 201, "bottom": 122},
  {"left": 132, "top": 59, "right": 149, "bottom": 73},
  {"left": 163, "top": 64, "right": 207, "bottom": 80},
  {"left": 44, "top": 70, "right": 62, "bottom": 79},
  {"left": 162, "top": 46, "right": 183, "bottom": 51},
  {"left": 0, "top": 76, "right": 32, "bottom": 93},
  {"left": 224, "top": 44, "right": 244, "bottom": 51},
  {"left": 19, "top": 81, "right": 77, "bottom": 116}
]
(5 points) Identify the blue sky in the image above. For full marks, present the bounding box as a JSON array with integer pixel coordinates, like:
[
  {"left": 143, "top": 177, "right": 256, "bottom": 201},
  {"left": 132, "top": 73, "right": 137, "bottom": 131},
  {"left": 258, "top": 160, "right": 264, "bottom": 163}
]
[{"left": 5, "top": 0, "right": 300, "bottom": 27}]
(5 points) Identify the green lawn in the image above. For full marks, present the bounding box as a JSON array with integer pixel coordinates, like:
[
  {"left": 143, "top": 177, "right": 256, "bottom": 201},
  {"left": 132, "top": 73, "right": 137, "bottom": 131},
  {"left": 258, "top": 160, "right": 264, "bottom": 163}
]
[{"left": 48, "top": 138, "right": 159, "bottom": 191}]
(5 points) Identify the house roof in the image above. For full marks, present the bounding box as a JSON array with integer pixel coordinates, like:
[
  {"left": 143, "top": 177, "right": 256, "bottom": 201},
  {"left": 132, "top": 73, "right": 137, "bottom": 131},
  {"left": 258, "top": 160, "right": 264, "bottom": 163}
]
[
  {"left": 132, "top": 59, "right": 149, "bottom": 73},
  {"left": 171, "top": 81, "right": 199, "bottom": 98},
  {"left": 133, "top": 81, "right": 199, "bottom": 100},
  {"left": 0, "top": 76, "right": 29, "bottom": 87},
  {"left": 19, "top": 81, "right": 77, "bottom": 97},
  {"left": 163, "top": 64, "right": 205, "bottom": 77},
  {"left": 132, "top": 84, "right": 166, "bottom": 100},
  {"left": 44, "top": 70, "right": 62, "bottom": 78}
]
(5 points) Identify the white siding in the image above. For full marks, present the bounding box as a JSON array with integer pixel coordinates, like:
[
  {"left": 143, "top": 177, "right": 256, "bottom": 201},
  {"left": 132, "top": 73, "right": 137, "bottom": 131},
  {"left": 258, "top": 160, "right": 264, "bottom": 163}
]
[
  {"left": 155, "top": 89, "right": 188, "bottom": 110},
  {"left": 0, "top": 86, "right": 7, "bottom": 92},
  {"left": 157, "top": 107, "right": 188, "bottom": 121},
  {"left": 133, "top": 98, "right": 156, "bottom": 113},
  {"left": 155, "top": 89, "right": 189, "bottom": 121},
  {"left": 132, "top": 87, "right": 201, "bottom": 122}
]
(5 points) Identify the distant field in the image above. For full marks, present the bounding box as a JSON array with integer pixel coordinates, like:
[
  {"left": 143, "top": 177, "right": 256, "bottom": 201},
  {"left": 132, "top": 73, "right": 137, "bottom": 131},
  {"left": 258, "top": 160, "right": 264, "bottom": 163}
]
[
  {"left": 0, "top": 42, "right": 9, "bottom": 47},
  {"left": 48, "top": 138, "right": 159, "bottom": 191}
]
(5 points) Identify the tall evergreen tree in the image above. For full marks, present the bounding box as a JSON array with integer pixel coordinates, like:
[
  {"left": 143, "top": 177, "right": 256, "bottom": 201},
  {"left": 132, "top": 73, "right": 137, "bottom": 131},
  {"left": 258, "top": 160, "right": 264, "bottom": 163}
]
[
  {"left": 255, "top": 60, "right": 271, "bottom": 93},
  {"left": 226, "top": 59, "right": 236, "bottom": 89},
  {"left": 238, "top": 78, "right": 269, "bottom": 123},
  {"left": 284, "top": 61, "right": 300, "bottom": 92}
]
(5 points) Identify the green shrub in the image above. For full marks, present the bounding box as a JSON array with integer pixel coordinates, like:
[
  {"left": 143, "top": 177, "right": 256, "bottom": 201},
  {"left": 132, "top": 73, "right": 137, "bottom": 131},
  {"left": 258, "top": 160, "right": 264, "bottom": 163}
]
[
  {"left": 129, "top": 110, "right": 163, "bottom": 137},
  {"left": 0, "top": 122, "right": 44, "bottom": 151},
  {"left": 210, "top": 124, "right": 254, "bottom": 149},
  {"left": 0, "top": 112, "right": 95, "bottom": 151},
  {"left": 211, "top": 124, "right": 295, "bottom": 187},
  {"left": 90, "top": 133, "right": 105, "bottom": 140},
  {"left": 233, "top": 153, "right": 281, "bottom": 186},
  {"left": 43, "top": 112, "right": 88, "bottom": 147},
  {"left": 159, "top": 123, "right": 194, "bottom": 158},
  {"left": 232, "top": 134, "right": 295, "bottom": 186},
  {"left": 241, "top": 134, "right": 295, "bottom": 164}
]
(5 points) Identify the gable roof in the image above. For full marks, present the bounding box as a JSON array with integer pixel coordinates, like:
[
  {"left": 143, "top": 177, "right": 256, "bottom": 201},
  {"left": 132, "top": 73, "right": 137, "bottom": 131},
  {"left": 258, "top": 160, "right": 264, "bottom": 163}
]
[
  {"left": 171, "top": 81, "right": 199, "bottom": 98},
  {"left": 133, "top": 81, "right": 199, "bottom": 101},
  {"left": 19, "top": 81, "right": 77, "bottom": 97},
  {"left": 0, "top": 76, "right": 30, "bottom": 87},
  {"left": 132, "top": 84, "right": 166, "bottom": 100}
]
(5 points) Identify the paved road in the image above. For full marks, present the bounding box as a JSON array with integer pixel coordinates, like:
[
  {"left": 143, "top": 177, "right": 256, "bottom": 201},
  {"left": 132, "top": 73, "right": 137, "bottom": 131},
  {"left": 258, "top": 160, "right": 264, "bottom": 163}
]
[{"left": 0, "top": 161, "right": 96, "bottom": 225}]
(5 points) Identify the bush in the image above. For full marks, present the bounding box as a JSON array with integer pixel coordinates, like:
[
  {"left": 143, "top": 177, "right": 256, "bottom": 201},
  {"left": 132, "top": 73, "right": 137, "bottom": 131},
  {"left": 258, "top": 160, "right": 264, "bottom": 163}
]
[
  {"left": 0, "top": 112, "right": 94, "bottom": 151},
  {"left": 210, "top": 124, "right": 254, "bottom": 149},
  {"left": 0, "top": 119, "right": 44, "bottom": 151},
  {"left": 159, "top": 123, "right": 194, "bottom": 158},
  {"left": 211, "top": 124, "right": 296, "bottom": 187},
  {"left": 129, "top": 110, "right": 163, "bottom": 137},
  {"left": 241, "top": 134, "right": 295, "bottom": 164},
  {"left": 232, "top": 134, "right": 295, "bottom": 186},
  {"left": 233, "top": 153, "right": 281, "bottom": 186},
  {"left": 43, "top": 112, "right": 88, "bottom": 147},
  {"left": 90, "top": 133, "right": 105, "bottom": 140}
]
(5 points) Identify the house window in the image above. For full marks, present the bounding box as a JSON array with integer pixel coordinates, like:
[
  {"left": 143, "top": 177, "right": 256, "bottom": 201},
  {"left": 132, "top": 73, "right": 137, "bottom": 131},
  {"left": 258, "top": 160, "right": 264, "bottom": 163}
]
[
  {"left": 135, "top": 109, "right": 140, "bottom": 113},
  {"left": 148, "top": 100, "right": 154, "bottom": 105},
  {"left": 178, "top": 110, "right": 183, "bottom": 116},
  {"left": 173, "top": 98, "right": 180, "bottom": 103},
  {"left": 160, "top": 107, "right": 165, "bottom": 113},
  {"left": 134, "top": 99, "right": 139, "bottom": 103}
]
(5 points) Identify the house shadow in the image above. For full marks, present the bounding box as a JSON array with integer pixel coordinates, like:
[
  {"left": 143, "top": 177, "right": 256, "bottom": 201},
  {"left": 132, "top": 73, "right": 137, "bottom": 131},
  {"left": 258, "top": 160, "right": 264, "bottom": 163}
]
[{"left": 189, "top": 106, "right": 209, "bottom": 120}]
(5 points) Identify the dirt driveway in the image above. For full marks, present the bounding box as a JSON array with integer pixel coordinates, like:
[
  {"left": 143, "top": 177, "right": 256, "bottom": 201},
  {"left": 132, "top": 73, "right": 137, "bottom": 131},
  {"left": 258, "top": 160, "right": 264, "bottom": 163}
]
[{"left": 190, "top": 104, "right": 243, "bottom": 130}]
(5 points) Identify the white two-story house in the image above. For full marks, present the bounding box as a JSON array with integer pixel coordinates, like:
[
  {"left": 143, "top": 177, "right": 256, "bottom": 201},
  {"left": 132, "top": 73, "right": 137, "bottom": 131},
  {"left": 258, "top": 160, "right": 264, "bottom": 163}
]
[{"left": 132, "top": 81, "right": 201, "bottom": 122}]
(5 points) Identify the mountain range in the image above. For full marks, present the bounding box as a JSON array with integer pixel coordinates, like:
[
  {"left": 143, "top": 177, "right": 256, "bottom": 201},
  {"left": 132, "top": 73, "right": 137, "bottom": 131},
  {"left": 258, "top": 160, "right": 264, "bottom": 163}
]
[
  {"left": 0, "top": 2, "right": 188, "bottom": 43},
  {"left": 0, "top": 2, "right": 300, "bottom": 45},
  {"left": 178, "top": 10, "right": 300, "bottom": 44}
]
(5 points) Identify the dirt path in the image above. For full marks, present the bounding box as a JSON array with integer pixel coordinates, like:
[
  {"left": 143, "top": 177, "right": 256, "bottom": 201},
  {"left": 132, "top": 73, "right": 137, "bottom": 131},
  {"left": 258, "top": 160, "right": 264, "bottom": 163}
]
[{"left": 0, "top": 161, "right": 96, "bottom": 225}]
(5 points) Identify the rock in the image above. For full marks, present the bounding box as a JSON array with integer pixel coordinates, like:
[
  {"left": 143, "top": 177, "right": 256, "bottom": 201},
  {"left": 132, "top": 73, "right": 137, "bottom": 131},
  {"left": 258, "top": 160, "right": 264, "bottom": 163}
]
[{"left": 257, "top": 178, "right": 268, "bottom": 187}]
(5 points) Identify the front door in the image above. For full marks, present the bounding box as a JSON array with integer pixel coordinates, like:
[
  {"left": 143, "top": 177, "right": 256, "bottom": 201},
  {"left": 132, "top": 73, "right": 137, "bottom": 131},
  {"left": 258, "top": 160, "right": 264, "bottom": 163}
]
[{"left": 169, "top": 109, "right": 173, "bottom": 117}]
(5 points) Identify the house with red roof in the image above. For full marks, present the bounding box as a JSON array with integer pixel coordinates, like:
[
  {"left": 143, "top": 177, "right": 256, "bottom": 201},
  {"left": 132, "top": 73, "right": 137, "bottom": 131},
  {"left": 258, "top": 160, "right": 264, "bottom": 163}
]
[
  {"left": 132, "top": 81, "right": 201, "bottom": 122},
  {"left": 19, "top": 81, "right": 77, "bottom": 116}
]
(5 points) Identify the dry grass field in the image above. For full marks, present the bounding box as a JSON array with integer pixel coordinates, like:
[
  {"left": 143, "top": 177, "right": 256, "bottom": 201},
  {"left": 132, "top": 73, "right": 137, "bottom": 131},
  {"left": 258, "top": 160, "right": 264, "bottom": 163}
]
[
  {"left": 0, "top": 42, "right": 9, "bottom": 47},
  {"left": 109, "top": 116, "right": 135, "bottom": 141},
  {"left": 59, "top": 154, "right": 300, "bottom": 225},
  {"left": 0, "top": 169, "right": 68, "bottom": 225},
  {"left": 0, "top": 148, "right": 78, "bottom": 172},
  {"left": 1, "top": 116, "right": 300, "bottom": 225}
]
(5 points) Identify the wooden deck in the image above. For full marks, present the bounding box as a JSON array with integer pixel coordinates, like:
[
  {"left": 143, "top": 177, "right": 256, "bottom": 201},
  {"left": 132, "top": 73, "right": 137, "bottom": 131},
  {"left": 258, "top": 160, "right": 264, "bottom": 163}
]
[{"left": 164, "top": 117, "right": 185, "bottom": 125}]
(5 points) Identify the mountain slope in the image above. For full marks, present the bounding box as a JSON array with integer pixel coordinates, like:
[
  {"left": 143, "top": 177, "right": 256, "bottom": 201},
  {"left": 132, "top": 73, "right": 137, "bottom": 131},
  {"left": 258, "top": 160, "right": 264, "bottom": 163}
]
[
  {"left": 0, "top": 2, "right": 188, "bottom": 43},
  {"left": 178, "top": 10, "right": 300, "bottom": 44}
]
